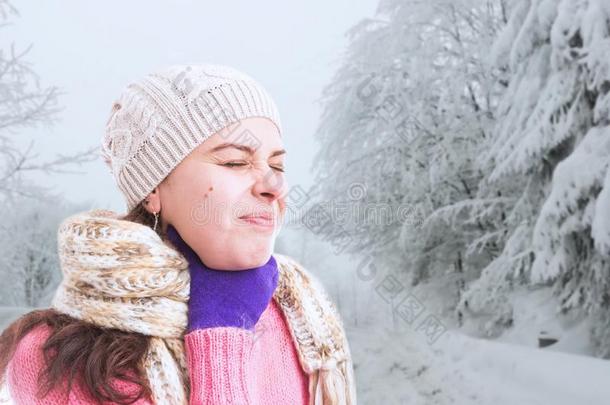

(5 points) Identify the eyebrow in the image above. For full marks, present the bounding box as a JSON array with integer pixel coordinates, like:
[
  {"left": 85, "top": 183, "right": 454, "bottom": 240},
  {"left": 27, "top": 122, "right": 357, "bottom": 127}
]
[{"left": 208, "top": 143, "right": 286, "bottom": 158}]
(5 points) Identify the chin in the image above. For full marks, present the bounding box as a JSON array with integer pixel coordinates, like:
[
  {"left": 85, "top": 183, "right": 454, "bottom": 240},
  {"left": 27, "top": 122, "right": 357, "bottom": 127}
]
[{"left": 238, "top": 248, "right": 273, "bottom": 269}]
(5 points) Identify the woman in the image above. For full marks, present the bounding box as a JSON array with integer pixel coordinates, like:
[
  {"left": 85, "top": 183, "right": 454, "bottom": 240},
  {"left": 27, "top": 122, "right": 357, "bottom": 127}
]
[{"left": 0, "top": 64, "right": 356, "bottom": 404}]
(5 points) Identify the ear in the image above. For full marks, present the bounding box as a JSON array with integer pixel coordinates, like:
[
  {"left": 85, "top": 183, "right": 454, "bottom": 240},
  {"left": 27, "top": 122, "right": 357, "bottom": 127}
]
[{"left": 143, "top": 187, "right": 161, "bottom": 214}]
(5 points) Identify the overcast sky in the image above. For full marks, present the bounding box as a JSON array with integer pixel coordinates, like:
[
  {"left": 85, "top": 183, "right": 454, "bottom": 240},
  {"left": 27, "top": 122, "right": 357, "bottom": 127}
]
[{"left": 4, "top": 0, "right": 378, "bottom": 212}]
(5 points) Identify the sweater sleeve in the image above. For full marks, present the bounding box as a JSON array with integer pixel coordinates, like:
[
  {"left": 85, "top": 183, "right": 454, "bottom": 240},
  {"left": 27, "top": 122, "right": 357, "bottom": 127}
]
[
  {"left": 6, "top": 325, "right": 154, "bottom": 405},
  {"left": 184, "top": 327, "right": 256, "bottom": 405}
]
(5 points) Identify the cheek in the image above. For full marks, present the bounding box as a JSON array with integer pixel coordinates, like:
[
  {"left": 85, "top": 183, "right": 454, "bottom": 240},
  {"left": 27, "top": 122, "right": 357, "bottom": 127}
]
[
  {"left": 166, "top": 166, "right": 217, "bottom": 226},
  {"left": 168, "top": 163, "right": 252, "bottom": 230},
  {"left": 192, "top": 182, "right": 246, "bottom": 230}
]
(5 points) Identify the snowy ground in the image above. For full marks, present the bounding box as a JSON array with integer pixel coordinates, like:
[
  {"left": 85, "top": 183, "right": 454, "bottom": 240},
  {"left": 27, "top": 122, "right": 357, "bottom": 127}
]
[
  {"left": 348, "top": 323, "right": 610, "bottom": 404},
  {"left": 342, "top": 279, "right": 610, "bottom": 405}
]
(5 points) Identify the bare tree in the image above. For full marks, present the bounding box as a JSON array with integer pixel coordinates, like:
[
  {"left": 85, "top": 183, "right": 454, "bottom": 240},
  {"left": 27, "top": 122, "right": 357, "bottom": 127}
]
[
  {"left": 0, "top": 0, "right": 98, "bottom": 205},
  {"left": 0, "top": 0, "right": 98, "bottom": 307}
]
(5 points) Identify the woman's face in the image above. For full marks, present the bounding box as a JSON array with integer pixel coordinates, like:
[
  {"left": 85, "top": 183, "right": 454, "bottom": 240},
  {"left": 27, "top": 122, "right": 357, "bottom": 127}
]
[{"left": 154, "top": 117, "right": 287, "bottom": 270}]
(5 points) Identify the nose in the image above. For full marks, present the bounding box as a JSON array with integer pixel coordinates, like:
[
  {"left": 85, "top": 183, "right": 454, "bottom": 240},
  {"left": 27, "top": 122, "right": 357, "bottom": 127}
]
[{"left": 251, "top": 162, "right": 287, "bottom": 205}]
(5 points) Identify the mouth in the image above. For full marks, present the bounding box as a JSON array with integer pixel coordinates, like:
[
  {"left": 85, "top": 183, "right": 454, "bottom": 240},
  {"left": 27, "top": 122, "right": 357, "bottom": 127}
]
[{"left": 238, "top": 213, "right": 276, "bottom": 229}]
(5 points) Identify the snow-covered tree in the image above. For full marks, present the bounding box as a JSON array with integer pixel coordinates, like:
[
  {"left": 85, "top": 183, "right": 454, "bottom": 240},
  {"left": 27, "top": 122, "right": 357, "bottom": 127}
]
[
  {"left": 528, "top": 0, "right": 610, "bottom": 357},
  {"left": 0, "top": 194, "right": 90, "bottom": 307},
  {"left": 311, "top": 0, "right": 507, "bottom": 323},
  {"left": 459, "top": 0, "right": 610, "bottom": 353}
]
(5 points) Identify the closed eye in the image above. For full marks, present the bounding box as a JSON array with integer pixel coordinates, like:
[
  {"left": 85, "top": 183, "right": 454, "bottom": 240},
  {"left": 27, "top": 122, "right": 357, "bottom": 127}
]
[
  {"left": 222, "top": 161, "right": 284, "bottom": 172},
  {"left": 222, "top": 162, "right": 248, "bottom": 168}
]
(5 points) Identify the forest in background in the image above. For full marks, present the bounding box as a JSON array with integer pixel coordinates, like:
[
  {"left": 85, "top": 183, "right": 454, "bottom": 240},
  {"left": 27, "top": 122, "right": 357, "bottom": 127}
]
[{"left": 278, "top": 0, "right": 610, "bottom": 359}]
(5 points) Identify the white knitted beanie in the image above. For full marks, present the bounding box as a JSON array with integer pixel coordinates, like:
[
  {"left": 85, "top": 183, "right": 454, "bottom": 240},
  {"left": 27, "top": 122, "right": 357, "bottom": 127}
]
[{"left": 101, "top": 63, "right": 283, "bottom": 212}]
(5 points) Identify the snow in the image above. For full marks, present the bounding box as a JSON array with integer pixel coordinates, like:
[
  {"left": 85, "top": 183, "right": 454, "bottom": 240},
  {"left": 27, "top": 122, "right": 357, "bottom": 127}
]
[
  {"left": 493, "top": 286, "right": 595, "bottom": 356},
  {"left": 532, "top": 125, "right": 610, "bottom": 282},
  {"left": 332, "top": 263, "right": 610, "bottom": 404},
  {"left": 350, "top": 319, "right": 610, "bottom": 404},
  {"left": 441, "top": 331, "right": 610, "bottom": 404},
  {"left": 592, "top": 168, "right": 610, "bottom": 255}
]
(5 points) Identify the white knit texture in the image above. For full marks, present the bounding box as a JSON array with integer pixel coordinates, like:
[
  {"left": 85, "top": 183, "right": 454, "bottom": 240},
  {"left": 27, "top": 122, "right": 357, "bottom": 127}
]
[{"left": 101, "top": 63, "right": 283, "bottom": 211}]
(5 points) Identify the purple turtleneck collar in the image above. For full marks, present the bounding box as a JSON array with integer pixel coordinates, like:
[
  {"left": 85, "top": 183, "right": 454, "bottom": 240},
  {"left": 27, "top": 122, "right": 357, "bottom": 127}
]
[{"left": 166, "top": 224, "right": 279, "bottom": 332}]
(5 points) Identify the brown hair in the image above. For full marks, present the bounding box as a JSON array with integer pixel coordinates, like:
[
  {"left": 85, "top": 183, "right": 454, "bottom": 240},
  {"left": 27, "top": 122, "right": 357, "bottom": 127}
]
[{"left": 0, "top": 201, "right": 165, "bottom": 404}]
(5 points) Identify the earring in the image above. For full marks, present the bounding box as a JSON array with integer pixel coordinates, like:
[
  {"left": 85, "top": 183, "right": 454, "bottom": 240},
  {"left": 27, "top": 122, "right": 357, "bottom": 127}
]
[{"left": 153, "top": 211, "right": 159, "bottom": 232}]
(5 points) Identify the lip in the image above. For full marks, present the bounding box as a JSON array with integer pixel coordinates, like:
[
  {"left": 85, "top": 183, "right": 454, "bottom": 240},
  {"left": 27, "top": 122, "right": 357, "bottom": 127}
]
[{"left": 238, "top": 214, "right": 276, "bottom": 229}]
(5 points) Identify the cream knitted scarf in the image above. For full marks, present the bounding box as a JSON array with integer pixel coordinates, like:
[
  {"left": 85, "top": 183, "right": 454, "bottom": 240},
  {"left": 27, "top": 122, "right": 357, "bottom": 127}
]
[{"left": 49, "top": 209, "right": 357, "bottom": 405}]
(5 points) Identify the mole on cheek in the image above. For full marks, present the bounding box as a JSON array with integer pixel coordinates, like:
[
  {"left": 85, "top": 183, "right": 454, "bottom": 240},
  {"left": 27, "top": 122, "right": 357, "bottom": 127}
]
[{"left": 201, "top": 186, "right": 213, "bottom": 199}]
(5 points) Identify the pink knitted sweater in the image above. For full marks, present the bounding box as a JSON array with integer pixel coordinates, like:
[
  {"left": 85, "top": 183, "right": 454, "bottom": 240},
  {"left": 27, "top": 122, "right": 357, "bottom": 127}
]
[{"left": 7, "top": 299, "right": 309, "bottom": 404}]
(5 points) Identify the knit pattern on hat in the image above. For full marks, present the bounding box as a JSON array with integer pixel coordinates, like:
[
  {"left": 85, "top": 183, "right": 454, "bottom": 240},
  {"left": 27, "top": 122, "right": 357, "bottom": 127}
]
[{"left": 101, "top": 64, "right": 283, "bottom": 211}]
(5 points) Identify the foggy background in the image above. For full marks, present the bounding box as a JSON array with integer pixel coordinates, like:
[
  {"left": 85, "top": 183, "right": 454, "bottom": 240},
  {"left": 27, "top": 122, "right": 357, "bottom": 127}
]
[
  {"left": 3, "top": 0, "right": 377, "bottom": 210},
  {"left": 3, "top": 1, "right": 610, "bottom": 404}
]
